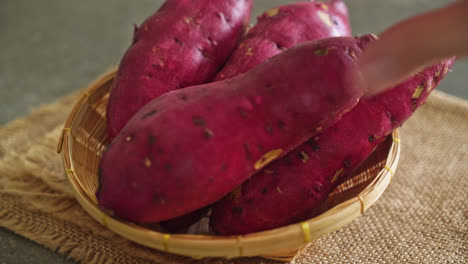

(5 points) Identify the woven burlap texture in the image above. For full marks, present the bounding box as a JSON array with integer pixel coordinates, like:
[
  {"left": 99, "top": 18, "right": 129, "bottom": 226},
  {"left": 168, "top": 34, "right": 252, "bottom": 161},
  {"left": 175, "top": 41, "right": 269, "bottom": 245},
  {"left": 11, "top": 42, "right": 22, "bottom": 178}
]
[{"left": 0, "top": 90, "right": 467, "bottom": 264}]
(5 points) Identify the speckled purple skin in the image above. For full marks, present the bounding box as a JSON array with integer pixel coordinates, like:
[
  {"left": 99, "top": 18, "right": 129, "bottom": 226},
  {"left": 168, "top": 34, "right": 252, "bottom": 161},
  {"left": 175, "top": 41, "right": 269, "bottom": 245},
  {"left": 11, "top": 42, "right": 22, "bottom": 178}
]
[
  {"left": 97, "top": 36, "right": 373, "bottom": 223},
  {"left": 162, "top": 0, "right": 353, "bottom": 231},
  {"left": 214, "top": 0, "right": 351, "bottom": 81},
  {"left": 106, "top": 0, "right": 253, "bottom": 141},
  {"left": 210, "top": 58, "right": 455, "bottom": 235}
]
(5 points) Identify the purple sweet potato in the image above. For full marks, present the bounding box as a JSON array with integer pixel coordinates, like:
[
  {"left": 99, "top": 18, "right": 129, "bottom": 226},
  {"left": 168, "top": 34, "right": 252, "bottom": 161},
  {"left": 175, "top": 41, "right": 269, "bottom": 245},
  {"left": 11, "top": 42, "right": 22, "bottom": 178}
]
[
  {"left": 210, "top": 58, "right": 455, "bottom": 235},
  {"left": 97, "top": 35, "right": 375, "bottom": 223},
  {"left": 161, "top": 0, "right": 353, "bottom": 232},
  {"left": 215, "top": 0, "right": 351, "bottom": 81},
  {"left": 106, "top": 0, "right": 253, "bottom": 141}
]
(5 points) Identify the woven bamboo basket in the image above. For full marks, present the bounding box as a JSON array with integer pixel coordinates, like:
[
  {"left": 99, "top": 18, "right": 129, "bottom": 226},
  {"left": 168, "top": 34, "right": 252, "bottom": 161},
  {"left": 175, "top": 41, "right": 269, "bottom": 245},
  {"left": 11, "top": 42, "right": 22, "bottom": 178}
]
[{"left": 57, "top": 69, "right": 400, "bottom": 261}]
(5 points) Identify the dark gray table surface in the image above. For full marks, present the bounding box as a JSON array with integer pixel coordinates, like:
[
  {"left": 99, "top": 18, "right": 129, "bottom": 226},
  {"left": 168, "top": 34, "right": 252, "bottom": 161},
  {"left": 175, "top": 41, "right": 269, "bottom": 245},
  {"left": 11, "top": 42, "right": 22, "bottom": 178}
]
[{"left": 1, "top": 1, "right": 466, "bottom": 263}]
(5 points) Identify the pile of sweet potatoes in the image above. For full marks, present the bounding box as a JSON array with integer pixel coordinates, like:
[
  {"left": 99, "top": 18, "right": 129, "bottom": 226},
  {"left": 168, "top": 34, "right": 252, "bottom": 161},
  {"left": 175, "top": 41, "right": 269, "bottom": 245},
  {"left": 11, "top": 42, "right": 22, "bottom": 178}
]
[{"left": 97, "top": 0, "right": 455, "bottom": 235}]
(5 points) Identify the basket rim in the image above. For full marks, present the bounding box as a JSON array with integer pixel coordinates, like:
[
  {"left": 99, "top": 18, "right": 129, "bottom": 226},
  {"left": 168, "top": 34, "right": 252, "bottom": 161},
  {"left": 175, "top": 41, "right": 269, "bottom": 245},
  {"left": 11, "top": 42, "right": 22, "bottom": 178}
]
[{"left": 58, "top": 70, "right": 400, "bottom": 259}]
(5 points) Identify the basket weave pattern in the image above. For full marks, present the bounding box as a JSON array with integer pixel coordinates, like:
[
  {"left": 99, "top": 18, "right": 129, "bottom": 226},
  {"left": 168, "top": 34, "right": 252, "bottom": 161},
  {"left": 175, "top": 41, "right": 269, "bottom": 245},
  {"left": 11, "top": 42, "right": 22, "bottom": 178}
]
[{"left": 58, "top": 70, "right": 400, "bottom": 260}]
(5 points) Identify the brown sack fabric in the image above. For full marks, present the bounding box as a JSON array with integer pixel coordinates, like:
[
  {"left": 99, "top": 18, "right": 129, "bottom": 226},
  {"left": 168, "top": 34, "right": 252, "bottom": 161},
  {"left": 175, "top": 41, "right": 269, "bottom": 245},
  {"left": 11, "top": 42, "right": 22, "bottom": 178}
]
[{"left": 0, "top": 90, "right": 467, "bottom": 264}]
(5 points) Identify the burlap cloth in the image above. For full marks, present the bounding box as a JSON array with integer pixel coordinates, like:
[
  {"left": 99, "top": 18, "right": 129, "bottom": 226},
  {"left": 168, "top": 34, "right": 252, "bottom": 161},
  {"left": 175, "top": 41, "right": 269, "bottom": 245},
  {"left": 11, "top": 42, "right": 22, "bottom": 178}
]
[{"left": 0, "top": 89, "right": 466, "bottom": 264}]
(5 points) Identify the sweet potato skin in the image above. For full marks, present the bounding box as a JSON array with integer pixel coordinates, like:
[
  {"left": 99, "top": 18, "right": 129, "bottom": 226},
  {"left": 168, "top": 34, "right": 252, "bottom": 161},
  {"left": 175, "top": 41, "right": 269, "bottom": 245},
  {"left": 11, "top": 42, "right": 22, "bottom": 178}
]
[
  {"left": 97, "top": 36, "right": 373, "bottom": 223},
  {"left": 161, "top": 0, "right": 353, "bottom": 230},
  {"left": 210, "top": 58, "right": 455, "bottom": 235},
  {"left": 106, "top": 0, "right": 253, "bottom": 141},
  {"left": 215, "top": 0, "right": 351, "bottom": 81}
]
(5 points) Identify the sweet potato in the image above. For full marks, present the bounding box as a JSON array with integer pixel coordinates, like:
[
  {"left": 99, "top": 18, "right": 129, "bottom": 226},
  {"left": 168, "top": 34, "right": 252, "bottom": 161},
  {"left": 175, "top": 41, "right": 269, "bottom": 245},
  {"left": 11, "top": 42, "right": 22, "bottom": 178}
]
[
  {"left": 106, "top": 0, "right": 253, "bottom": 141},
  {"left": 162, "top": 0, "right": 353, "bottom": 232},
  {"left": 210, "top": 58, "right": 455, "bottom": 235},
  {"left": 97, "top": 35, "right": 374, "bottom": 223},
  {"left": 215, "top": 0, "right": 351, "bottom": 81}
]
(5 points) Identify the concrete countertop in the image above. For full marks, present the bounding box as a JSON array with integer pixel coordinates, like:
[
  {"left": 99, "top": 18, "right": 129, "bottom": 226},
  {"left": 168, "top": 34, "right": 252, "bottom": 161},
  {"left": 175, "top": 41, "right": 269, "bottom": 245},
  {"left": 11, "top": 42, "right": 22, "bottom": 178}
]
[{"left": 1, "top": 0, "right": 465, "bottom": 263}]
